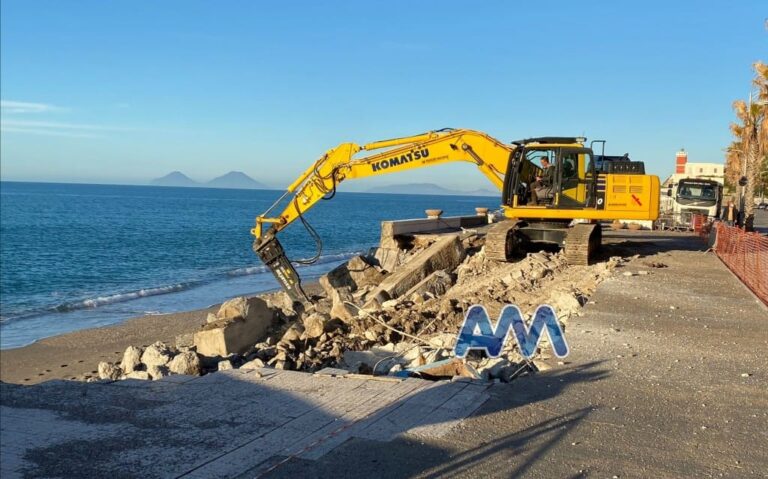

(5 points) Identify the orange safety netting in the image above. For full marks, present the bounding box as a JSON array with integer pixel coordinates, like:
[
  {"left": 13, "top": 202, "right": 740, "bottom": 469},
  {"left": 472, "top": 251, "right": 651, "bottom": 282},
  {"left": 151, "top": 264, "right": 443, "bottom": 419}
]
[{"left": 713, "top": 223, "right": 768, "bottom": 305}]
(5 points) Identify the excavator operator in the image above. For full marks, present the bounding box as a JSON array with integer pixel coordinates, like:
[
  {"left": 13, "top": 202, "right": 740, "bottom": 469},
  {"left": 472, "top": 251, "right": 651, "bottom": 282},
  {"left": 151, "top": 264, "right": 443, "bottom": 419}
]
[{"left": 532, "top": 156, "right": 555, "bottom": 204}]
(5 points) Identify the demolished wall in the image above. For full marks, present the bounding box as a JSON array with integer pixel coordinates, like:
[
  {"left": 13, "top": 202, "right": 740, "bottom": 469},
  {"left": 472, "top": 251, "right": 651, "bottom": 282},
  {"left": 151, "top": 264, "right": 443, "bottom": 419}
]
[{"left": 90, "top": 219, "right": 627, "bottom": 384}]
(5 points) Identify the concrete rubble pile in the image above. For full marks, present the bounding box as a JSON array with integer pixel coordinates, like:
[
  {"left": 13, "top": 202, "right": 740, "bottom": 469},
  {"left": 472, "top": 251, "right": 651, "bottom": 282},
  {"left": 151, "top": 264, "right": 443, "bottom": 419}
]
[
  {"left": 95, "top": 341, "right": 202, "bottom": 381},
  {"left": 91, "top": 224, "right": 626, "bottom": 384}
]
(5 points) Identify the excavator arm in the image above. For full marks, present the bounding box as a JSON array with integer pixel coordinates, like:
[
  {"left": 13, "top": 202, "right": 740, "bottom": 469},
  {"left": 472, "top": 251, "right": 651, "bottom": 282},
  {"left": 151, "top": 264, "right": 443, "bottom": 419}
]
[{"left": 252, "top": 128, "right": 516, "bottom": 303}]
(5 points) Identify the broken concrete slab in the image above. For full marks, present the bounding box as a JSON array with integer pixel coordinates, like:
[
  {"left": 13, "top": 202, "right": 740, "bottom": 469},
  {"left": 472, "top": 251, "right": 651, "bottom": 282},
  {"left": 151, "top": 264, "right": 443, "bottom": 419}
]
[
  {"left": 216, "top": 296, "right": 270, "bottom": 323},
  {"left": 124, "top": 370, "right": 150, "bottom": 380},
  {"left": 396, "top": 358, "right": 481, "bottom": 380},
  {"left": 302, "top": 312, "right": 330, "bottom": 338},
  {"left": 380, "top": 215, "right": 488, "bottom": 249},
  {"left": 168, "top": 351, "right": 202, "bottom": 376},
  {"left": 147, "top": 364, "right": 169, "bottom": 380},
  {"left": 342, "top": 350, "right": 388, "bottom": 371},
  {"left": 547, "top": 288, "right": 583, "bottom": 317},
  {"left": 194, "top": 297, "right": 274, "bottom": 357},
  {"left": 141, "top": 341, "right": 173, "bottom": 367},
  {"left": 365, "top": 235, "right": 465, "bottom": 307},
  {"left": 119, "top": 346, "right": 142, "bottom": 374},
  {"left": 403, "top": 270, "right": 454, "bottom": 298},
  {"left": 347, "top": 255, "right": 386, "bottom": 286},
  {"left": 366, "top": 247, "right": 400, "bottom": 273},
  {"left": 328, "top": 286, "right": 355, "bottom": 322},
  {"left": 97, "top": 361, "right": 121, "bottom": 380},
  {"left": 281, "top": 323, "right": 304, "bottom": 343},
  {"left": 241, "top": 358, "right": 265, "bottom": 370},
  {"left": 262, "top": 290, "right": 297, "bottom": 318},
  {"left": 319, "top": 255, "right": 385, "bottom": 296},
  {"left": 476, "top": 357, "right": 512, "bottom": 380}
]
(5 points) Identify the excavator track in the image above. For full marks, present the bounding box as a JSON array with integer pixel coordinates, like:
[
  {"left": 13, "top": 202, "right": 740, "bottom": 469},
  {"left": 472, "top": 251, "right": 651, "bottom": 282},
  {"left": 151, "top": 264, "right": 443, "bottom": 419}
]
[
  {"left": 563, "top": 223, "right": 601, "bottom": 266},
  {"left": 485, "top": 220, "right": 523, "bottom": 262}
]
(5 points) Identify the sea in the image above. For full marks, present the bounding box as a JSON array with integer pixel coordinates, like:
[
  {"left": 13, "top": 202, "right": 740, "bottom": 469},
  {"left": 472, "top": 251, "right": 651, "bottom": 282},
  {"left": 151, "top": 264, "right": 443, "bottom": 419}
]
[{"left": 0, "top": 182, "right": 497, "bottom": 349}]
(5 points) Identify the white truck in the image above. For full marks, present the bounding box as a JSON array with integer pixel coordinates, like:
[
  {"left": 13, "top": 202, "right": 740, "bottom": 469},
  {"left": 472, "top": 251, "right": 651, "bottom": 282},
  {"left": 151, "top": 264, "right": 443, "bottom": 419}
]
[{"left": 666, "top": 178, "right": 723, "bottom": 229}]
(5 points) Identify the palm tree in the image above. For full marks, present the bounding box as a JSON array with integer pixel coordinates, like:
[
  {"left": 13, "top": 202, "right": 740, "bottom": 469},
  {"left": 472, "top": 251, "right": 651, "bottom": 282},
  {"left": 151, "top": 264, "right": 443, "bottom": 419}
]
[
  {"left": 729, "top": 61, "right": 768, "bottom": 230},
  {"left": 756, "top": 62, "right": 768, "bottom": 201},
  {"left": 724, "top": 139, "right": 743, "bottom": 189}
]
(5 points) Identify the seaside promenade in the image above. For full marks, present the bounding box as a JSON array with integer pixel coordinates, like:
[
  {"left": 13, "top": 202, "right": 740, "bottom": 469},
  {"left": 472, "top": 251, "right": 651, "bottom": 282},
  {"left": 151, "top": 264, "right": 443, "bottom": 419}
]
[{"left": 1, "top": 226, "right": 767, "bottom": 478}]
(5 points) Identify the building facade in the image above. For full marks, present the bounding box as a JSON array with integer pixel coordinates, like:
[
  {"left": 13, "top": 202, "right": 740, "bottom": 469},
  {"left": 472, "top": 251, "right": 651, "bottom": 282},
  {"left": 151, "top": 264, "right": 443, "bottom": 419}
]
[{"left": 662, "top": 150, "right": 724, "bottom": 188}]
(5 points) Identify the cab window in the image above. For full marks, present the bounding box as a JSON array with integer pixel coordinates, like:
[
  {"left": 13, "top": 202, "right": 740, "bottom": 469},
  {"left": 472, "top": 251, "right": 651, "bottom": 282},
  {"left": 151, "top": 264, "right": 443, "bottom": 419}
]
[{"left": 561, "top": 152, "right": 578, "bottom": 180}]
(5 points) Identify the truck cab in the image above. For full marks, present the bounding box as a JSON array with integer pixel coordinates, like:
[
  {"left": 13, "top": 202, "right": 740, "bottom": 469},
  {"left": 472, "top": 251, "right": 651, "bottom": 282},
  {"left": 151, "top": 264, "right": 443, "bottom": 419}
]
[{"left": 670, "top": 178, "right": 722, "bottom": 227}]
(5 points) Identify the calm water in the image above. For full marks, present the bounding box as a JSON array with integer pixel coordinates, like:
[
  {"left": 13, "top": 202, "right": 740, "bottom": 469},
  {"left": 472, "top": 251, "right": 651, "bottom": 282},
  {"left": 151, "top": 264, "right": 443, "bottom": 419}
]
[{"left": 0, "top": 182, "right": 497, "bottom": 349}]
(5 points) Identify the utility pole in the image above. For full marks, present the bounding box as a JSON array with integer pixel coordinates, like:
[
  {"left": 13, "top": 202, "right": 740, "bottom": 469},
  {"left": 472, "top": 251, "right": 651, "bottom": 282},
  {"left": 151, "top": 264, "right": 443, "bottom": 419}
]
[{"left": 739, "top": 142, "right": 747, "bottom": 228}]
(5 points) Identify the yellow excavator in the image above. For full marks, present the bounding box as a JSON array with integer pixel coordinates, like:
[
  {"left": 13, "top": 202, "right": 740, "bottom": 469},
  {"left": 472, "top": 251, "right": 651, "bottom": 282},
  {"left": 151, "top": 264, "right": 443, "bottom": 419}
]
[{"left": 252, "top": 128, "right": 659, "bottom": 303}]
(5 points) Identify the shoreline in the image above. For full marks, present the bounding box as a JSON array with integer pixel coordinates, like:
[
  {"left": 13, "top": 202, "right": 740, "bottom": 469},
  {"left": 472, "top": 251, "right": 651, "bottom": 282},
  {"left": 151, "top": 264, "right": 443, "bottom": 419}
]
[
  {"left": 0, "top": 256, "right": 354, "bottom": 351},
  {"left": 0, "top": 305, "right": 216, "bottom": 385},
  {"left": 0, "top": 281, "right": 322, "bottom": 385}
]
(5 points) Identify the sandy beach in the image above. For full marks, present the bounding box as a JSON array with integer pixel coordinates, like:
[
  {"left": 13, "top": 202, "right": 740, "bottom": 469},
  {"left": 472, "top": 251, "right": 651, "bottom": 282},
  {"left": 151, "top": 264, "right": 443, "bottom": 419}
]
[
  {"left": 0, "top": 306, "right": 216, "bottom": 384},
  {"left": 0, "top": 282, "right": 325, "bottom": 385}
]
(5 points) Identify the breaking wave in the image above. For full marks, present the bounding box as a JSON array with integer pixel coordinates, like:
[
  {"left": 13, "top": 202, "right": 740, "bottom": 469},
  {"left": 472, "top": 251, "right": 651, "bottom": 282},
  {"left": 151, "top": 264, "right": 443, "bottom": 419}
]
[
  {"left": 52, "top": 283, "right": 195, "bottom": 313},
  {"left": 2, "top": 250, "right": 362, "bottom": 324}
]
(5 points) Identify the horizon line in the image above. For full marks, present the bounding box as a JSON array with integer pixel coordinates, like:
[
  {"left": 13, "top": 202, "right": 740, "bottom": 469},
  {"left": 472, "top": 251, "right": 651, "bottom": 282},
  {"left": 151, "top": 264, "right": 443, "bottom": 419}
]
[{"left": 0, "top": 179, "right": 500, "bottom": 197}]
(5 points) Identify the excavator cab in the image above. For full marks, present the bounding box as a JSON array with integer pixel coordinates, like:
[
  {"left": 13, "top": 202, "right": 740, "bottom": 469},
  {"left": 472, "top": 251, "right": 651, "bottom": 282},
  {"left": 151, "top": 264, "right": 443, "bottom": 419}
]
[
  {"left": 486, "top": 136, "right": 656, "bottom": 265},
  {"left": 482, "top": 137, "right": 603, "bottom": 265},
  {"left": 503, "top": 137, "right": 596, "bottom": 209}
]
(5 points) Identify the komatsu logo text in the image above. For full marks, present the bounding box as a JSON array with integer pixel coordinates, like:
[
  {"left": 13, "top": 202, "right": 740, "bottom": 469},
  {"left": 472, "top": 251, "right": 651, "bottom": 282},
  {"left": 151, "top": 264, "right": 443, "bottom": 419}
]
[{"left": 371, "top": 149, "right": 430, "bottom": 172}]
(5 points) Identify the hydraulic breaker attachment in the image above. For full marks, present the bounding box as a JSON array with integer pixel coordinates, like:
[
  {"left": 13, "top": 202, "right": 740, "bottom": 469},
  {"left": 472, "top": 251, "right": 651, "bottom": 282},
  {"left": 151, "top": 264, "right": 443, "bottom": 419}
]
[{"left": 253, "top": 236, "right": 309, "bottom": 305}]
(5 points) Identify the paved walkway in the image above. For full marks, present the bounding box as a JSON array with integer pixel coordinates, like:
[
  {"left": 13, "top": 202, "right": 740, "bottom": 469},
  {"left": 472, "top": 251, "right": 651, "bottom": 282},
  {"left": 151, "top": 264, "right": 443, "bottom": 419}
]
[{"left": 0, "top": 368, "right": 490, "bottom": 478}]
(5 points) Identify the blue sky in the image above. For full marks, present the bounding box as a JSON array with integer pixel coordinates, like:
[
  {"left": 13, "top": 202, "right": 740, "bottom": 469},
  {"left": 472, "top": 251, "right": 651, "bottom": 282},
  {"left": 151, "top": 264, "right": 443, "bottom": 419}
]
[{"left": 1, "top": 1, "right": 765, "bottom": 190}]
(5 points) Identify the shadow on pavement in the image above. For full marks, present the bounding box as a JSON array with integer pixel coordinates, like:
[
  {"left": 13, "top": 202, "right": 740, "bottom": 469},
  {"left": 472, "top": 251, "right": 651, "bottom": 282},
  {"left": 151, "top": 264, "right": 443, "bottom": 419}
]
[
  {"left": 260, "top": 361, "right": 609, "bottom": 479},
  {"left": 1, "top": 359, "right": 610, "bottom": 478},
  {"left": 599, "top": 229, "right": 707, "bottom": 260}
]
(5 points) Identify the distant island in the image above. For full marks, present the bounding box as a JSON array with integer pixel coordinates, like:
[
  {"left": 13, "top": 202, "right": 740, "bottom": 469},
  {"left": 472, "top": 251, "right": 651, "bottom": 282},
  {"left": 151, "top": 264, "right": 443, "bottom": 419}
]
[
  {"left": 148, "top": 175, "right": 497, "bottom": 196},
  {"left": 150, "top": 171, "right": 199, "bottom": 187},
  {"left": 366, "top": 183, "right": 497, "bottom": 197},
  {"left": 150, "top": 171, "right": 268, "bottom": 189},
  {"left": 206, "top": 171, "right": 268, "bottom": 189}
]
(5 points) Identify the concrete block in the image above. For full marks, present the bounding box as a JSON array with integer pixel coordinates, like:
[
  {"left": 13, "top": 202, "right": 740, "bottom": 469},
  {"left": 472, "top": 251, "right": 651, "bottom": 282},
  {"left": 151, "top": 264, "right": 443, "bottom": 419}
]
[
  {"left": 194, "top": 297, "right": 273, "bottom": 357},
  {"left": 342, "top": 350, "right": 392, "bottom": 370},
  {"left": 328, "top": 286, "right": 355, "bottom": 322},
  {"left": 380, "top": 215, "right": 487, "bottom": 249},
  {"left": 403, "top": 270, "right": 454, "bottom": 298},
  {"left": 366, "top": 247, "right": 400, "bottom": 273},
  {"left": 365, "top": 235, "right": 465, "bottom": 307},
  {"left": 319, "top": 255, "right": 384, "bottom": 295}
]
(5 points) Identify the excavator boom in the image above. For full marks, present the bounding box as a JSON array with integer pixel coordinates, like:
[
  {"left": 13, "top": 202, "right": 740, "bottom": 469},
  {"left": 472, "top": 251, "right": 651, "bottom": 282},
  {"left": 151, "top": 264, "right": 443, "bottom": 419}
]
[{"left": 252, "top": 128, "right": 515, "bottom": 303}]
